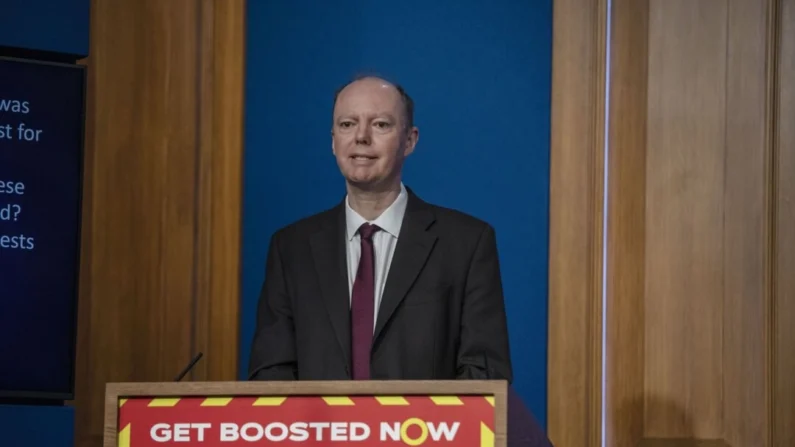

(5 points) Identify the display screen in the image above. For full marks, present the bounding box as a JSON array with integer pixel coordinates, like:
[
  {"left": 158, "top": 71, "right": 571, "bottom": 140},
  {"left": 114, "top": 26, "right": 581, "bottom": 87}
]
[{"left": 0, "top": 56, "right": 85, "bottom": 399}]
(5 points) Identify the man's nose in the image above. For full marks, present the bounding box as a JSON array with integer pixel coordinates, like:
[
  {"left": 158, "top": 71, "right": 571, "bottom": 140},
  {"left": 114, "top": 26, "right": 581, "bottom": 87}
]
[{"left": 355, "top": 124, "right": 371, "bottom": 145}]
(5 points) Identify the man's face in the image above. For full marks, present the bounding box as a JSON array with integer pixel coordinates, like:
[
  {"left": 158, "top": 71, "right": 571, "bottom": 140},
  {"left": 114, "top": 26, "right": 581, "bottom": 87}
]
[{"left": 332, "top": 78, "right": 418, "bottom": 190}]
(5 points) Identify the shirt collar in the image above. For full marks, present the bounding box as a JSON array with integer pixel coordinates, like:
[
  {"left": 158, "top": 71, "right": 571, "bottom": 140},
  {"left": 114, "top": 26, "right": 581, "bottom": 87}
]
[{"left": 345, "top": 183, "right": 408, "bottom": 241}]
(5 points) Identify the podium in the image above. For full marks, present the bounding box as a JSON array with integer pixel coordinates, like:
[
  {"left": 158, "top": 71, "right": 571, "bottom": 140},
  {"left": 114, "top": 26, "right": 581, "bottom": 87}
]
[{"left": 104, "top": 380, "right": 512, "bottom": 447}]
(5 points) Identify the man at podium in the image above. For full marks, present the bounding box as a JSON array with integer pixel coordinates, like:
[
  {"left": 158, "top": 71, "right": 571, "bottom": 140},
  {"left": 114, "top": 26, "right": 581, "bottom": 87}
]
[{"left": 247, "top": 75, "right": 512, "bottom": 383}]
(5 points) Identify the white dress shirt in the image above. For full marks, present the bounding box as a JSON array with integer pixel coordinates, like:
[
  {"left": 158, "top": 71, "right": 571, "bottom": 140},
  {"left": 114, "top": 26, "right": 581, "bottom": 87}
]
[{"left": 345, "top": 183, "right": 408, "bottom": 328}]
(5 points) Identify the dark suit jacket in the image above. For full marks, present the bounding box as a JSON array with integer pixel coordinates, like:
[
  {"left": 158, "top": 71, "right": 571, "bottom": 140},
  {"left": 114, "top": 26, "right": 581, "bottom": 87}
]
[{"left": 247, "top": 187, "right": 512, "bottom": 382}]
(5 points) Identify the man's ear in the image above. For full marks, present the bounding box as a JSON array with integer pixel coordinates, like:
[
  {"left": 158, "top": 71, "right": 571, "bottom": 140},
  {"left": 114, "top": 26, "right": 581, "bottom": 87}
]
[
  {"left": 331, "top": 129, "right": 336, "bottom": 155},
  {"left": 403, "top": 126, "right": 419, "bottom": 156}
]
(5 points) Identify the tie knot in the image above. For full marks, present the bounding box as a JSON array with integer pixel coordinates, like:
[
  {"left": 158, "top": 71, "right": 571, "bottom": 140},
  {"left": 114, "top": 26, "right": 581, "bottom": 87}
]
[{"left": 358, "top": 223, "right": 380, "bottom": 241}]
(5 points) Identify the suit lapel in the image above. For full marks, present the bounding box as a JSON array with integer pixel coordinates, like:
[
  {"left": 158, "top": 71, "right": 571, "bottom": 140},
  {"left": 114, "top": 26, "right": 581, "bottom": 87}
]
[
  {"left": 310, "top": 204, "right": 351, "bottom": 369},
  {"left": 373, "top": 192, "right": 437, "bottom": 343}
]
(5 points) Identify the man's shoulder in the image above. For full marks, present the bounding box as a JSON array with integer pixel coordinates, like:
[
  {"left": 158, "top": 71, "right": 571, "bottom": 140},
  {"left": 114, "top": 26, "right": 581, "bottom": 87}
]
[
  {"left": 429, "top": 203, "right": 490, "bottom": 228},
  {"left": 418, "top": 197, "right": 494, "bottom": 237},
  {"left": 271, "top": 203, "right": 342, "bottom": 243}
]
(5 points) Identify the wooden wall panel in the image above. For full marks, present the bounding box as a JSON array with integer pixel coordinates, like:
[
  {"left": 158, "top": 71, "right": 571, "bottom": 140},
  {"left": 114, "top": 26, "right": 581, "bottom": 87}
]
[
  {"left": 193, "top": 0, "right": 244, "bottom": 382},
  {"left": 644, "top": 0, "right": 728, "bottom": 438},
  {"left": 774, "top": 0, "right": 795, "bottom": 444},
  {"left": 547, "top": 1, "right": 607, "bottom": 445},
  {"left": 605, "top": 0, "right": 648, "bottom": 445},
  {"left": 72, "top": 1, "right": 244, "bottom": 446},
  {"left": 722, "top": 0, "right": 771, "bottom": 444},
  {"left": 549, "top": 0, "right": 793, "bottom": 445}
]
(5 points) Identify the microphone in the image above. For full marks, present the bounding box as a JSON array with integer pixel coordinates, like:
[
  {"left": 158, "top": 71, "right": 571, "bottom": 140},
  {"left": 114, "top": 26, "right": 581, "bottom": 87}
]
[{"left": 174, "top": 352, "right": 204, "bottom": 382}]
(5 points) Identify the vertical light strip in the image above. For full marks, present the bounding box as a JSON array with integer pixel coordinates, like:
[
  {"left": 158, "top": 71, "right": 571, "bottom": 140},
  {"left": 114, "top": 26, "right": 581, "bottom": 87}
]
[{"left": 601, "top": 0, "right": 613, "bottom": 446}]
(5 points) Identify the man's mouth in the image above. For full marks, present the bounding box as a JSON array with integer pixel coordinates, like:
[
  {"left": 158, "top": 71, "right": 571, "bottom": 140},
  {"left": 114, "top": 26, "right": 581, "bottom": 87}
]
[{"left": 351, "top": 155, "right": 377, "bottom": 160}]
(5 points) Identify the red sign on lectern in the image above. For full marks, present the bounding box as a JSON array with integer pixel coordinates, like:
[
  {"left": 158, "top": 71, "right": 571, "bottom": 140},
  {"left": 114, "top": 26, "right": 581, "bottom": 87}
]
[{"left": 116, "top": 394, "right": 496, "bottom": 447}]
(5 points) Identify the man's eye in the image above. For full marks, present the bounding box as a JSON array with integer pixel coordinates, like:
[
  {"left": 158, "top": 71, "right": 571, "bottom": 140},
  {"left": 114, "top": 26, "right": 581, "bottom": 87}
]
[
  {"left": 339, "top": 121, "right": 354, "bottom": 128},
  {"left": 374, "top": 121, "right": 391, "bottom": 129}
]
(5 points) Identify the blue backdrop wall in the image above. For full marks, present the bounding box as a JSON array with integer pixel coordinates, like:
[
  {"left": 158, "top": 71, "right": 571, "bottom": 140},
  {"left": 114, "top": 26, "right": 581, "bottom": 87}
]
[
  {"left": 0, "top": 0, "right": 89, "bottom": 57},
  {"left": 241, "top": 0, "right": 553, "bottom": 426},
  {"left": 0, "top": 3, "right": 88, "bottom": 446}
]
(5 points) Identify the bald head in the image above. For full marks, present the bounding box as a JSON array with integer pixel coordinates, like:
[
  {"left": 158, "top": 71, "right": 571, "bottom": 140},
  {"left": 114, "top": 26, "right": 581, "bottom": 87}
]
[
  {"left": 330, "top": 75, "right": 419, "bottom": 193},
  {"left": 332, "top": 76, "right": 414, "bottom": 131}
]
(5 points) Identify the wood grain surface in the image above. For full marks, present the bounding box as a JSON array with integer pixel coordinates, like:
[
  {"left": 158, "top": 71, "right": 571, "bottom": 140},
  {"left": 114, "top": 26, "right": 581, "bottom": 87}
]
[{"left": 72, "top": 1, "right": 244, "bottom": 446}]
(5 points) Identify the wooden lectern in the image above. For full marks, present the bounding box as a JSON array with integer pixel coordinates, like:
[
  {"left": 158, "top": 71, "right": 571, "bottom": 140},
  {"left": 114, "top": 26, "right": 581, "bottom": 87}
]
[{"left": 104, "top": 380, "right": 508, "bottom": 447}]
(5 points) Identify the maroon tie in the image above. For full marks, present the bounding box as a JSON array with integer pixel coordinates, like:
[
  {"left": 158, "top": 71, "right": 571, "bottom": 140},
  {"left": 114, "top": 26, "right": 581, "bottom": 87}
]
[{"left": 351, "top": 223, "right": 380, "bottom": 380}]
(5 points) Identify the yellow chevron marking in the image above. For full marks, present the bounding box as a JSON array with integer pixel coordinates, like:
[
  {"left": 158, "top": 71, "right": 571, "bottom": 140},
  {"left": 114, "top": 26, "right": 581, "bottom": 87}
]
[
  {"left": 430, "top": 396, "right": 463, "bottom": 405},
  {"left": 119, "top": 423, "right": 131, "bottom": 447},
  {"left": 485, "top": 396, "right": 495, "bottom": 406},
  {"left": 253, "top": 397, "right": 287, "bottom": 406},
  {"left": 480, "top": 422, "right": 495, "bottom": 447},
  {"left": 322, "top": 396, "right": 355, "bottom": 406},
  {"left": 119, "top": 398, "right": 127, "bottom": 408},
  {"left": 201, "top": 397, "right": 233, "bottom": 406},
  {"left": 148, "top": 397, "right": 180, "bottom": 407},
  {"left": 375, "top": 396, "right": 409, "bottom": 405}
]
